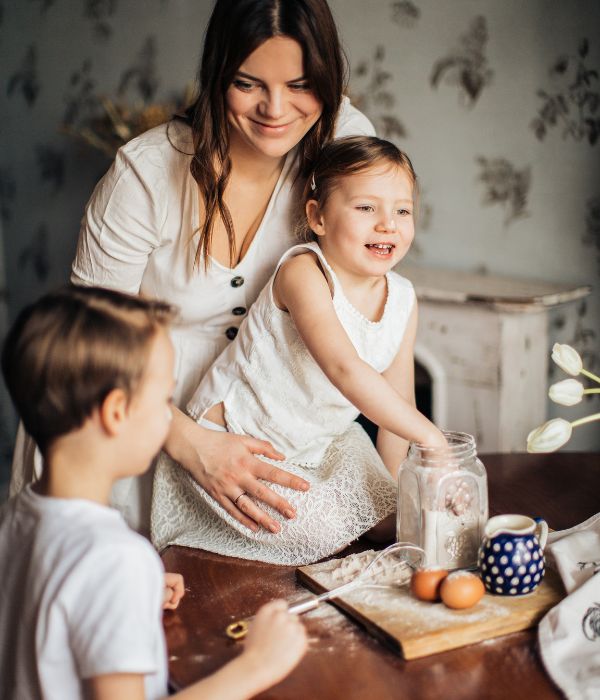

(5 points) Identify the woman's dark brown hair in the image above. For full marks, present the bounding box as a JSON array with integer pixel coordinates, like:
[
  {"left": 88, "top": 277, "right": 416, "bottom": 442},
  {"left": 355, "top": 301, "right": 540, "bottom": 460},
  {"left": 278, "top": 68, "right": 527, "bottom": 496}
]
[
  {"left": 296, "top": 135, "right": 418, "bottom": 242},
  {"left": 179, "top": 0, "right": 346, "bottom": 267}
]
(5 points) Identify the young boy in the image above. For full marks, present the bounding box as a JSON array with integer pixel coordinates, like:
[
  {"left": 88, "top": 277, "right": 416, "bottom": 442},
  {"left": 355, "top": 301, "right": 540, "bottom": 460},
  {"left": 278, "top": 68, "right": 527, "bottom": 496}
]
[{"left": 0, "top": 286, "right": 306, "bottom": 700}]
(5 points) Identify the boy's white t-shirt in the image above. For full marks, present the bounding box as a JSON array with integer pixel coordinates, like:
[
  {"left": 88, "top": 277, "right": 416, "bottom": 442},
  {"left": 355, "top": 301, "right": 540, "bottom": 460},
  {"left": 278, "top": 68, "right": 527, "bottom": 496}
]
[{"left": 0, "top": 486, "right": 168, "bottom": 700}]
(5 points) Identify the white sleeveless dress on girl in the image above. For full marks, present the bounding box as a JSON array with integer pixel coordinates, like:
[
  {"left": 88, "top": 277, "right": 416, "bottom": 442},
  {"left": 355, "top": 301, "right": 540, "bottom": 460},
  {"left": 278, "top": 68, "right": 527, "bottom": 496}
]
[{"left": 152, "top": 242, "right": 416, "bottom": 565}]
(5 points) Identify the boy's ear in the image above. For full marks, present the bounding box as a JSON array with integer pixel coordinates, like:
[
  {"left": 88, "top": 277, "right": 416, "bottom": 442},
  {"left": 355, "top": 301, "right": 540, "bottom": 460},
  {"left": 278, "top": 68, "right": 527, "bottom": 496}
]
[
  {"left": 305, "top": 199, "right": 325, "bottom": 237},
  {"left": 99, "top": 388, "right": 129, "bottom": 436}
]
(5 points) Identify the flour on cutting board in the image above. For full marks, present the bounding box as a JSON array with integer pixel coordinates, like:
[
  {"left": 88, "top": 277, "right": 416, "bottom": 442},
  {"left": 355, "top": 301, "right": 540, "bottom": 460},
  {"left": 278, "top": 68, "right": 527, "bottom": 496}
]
[
  {"left": 304, "top": 550, "right": 509, "bottom": 635},
  {"left": 315, "top": 549, "right": 413, "bottom": 587}
]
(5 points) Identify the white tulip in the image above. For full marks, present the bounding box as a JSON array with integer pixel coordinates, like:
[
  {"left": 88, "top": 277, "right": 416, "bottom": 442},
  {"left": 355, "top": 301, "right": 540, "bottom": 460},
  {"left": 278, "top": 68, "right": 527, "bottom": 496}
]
[
  {"left": 551, "top": 343, "right": 583, "bottom": 376},
  {"left": 527, "top": 418, "right": 572, "bottom": 453},
  {"left": 548, "top": 379, "right": 584, "bottom": 406}
]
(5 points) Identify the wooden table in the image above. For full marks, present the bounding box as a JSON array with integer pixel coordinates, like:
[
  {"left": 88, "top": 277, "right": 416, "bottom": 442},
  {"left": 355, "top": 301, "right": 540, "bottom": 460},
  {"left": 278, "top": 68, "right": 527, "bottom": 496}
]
[{"left": 162, "top": 453, "right": 600, "bottom": 699}]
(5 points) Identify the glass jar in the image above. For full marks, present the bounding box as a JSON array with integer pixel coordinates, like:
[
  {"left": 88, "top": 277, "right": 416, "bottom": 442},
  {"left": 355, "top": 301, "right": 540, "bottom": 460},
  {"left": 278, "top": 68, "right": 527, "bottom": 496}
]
[{"left": 397, "top": 431, "right": 488, "bottom": 570}]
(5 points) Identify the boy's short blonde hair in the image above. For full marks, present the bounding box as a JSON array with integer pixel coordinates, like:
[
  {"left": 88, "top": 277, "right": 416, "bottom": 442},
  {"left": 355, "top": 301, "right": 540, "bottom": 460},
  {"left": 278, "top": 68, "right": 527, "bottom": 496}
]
[{"left": 2, "top": 285, "right": 176, "bottom": 454}]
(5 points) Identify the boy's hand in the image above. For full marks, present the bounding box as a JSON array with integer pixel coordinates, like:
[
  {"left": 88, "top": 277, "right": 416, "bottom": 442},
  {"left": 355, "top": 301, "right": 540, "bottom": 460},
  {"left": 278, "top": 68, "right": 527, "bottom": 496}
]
[
  {"left": 163, "top": 572, "right": 185, "bottom": 610},
  {"left": 241, "top": 600, "right": 307, "bottom": 687}
]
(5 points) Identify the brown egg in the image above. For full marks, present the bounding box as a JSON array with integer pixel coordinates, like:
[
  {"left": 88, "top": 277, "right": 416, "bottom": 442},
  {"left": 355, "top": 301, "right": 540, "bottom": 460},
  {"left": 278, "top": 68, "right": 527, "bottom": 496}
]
[
  {"left": 410, "top": 567, "right": 449, "bottom": 601},
  {"left": 440, "top": 571, "right": 485, "bottom": 609}
]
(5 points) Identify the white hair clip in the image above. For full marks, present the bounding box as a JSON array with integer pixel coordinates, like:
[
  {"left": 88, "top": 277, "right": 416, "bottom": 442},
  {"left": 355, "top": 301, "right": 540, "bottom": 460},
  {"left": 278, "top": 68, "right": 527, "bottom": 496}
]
[{"left": 310, "top": 173, "right": 316, "bottom": 191}]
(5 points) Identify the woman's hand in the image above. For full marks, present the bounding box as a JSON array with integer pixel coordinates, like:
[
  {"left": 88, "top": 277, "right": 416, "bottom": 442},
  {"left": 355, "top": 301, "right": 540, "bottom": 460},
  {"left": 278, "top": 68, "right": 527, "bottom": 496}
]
[{"left": 164, "top": 408, "right": 310, "bottom": 533}]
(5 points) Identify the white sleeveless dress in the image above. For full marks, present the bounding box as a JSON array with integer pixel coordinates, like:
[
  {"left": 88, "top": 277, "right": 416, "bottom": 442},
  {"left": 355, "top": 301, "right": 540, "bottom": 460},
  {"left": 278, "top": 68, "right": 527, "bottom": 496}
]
[{"left": 151, "top": 243, "right": 416, "bottom": 565}]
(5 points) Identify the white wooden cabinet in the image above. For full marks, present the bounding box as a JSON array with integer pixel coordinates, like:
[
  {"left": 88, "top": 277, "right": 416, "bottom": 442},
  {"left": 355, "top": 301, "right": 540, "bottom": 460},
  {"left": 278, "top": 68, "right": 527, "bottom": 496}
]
[{"left": 402, "top": 266, "right": 591, "bottom": 452}]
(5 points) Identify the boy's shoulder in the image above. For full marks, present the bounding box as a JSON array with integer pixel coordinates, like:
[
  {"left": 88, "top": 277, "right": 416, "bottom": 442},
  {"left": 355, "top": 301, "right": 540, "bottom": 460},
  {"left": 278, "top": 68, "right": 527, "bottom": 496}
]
[
  {"left": 47, "top": 498, "right": 158, "bottom": 569},
  {"left": 0, "top": 490, "right": 166, "bottom": 697},
  {"left": 1, "top": 488, "right": 159, "bottom": 581}
]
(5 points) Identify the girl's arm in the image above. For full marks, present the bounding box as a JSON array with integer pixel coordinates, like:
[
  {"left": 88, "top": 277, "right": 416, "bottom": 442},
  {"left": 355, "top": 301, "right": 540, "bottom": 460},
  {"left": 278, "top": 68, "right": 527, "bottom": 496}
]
[
  {"left": 275, "top": 254, "right": 445, "bottom": 450},
  {"left": 376, "top": 302, "right": 418, "bottom": 479}
]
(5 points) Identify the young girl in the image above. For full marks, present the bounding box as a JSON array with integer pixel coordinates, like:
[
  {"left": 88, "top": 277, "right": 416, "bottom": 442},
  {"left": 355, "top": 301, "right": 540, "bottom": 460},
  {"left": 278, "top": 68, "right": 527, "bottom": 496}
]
[{"left": 152, "top": 136, "right": 446, "bottom": 564}]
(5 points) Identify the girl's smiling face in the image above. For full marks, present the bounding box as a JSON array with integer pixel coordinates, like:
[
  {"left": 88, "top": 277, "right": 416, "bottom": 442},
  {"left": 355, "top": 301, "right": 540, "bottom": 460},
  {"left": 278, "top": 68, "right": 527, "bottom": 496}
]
[
  {"left": 226, "top": 36, "right": 323, "bottom": 161},
  {"left": 306, "top": 164, "right": 415, "bottom": 279}
]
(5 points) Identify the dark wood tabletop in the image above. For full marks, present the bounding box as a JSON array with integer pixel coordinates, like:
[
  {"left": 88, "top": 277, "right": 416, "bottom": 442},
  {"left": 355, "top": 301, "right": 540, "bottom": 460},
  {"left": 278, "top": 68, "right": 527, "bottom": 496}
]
[{"left": 161, "top": 452, "right": 600, "bottom": 700}]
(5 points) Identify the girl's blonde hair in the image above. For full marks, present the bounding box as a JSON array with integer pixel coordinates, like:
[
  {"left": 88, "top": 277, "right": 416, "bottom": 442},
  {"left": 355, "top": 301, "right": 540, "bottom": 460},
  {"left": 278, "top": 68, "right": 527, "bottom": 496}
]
[{"left": 296, "top": 135, "right": 418, "bottom": 242}]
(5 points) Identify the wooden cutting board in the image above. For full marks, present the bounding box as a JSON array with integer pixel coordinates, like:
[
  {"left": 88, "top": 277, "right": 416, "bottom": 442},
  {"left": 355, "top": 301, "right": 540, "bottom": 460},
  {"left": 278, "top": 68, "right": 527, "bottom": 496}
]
[{"left": 297, "top": 551, "right": 565, "bottom": 659}]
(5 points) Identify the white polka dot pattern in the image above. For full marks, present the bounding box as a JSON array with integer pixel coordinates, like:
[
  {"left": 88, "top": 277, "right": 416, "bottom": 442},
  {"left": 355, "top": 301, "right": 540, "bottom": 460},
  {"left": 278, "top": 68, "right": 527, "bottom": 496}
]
[{"left": 477, "top": 533, "right": 545, "bottom": 596}]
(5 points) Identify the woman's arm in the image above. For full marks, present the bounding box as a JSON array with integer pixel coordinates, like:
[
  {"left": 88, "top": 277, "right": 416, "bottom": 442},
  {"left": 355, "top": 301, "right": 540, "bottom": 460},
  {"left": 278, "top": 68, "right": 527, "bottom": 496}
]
[
  {"left": 275, "top": 255, "right": 445, "bottom": 450},
  {"left": 164, "top": 408, "right": 310, "bottom": 534},
  {"left": 71, "top": 147, "right": 166, "bottom": 294}
]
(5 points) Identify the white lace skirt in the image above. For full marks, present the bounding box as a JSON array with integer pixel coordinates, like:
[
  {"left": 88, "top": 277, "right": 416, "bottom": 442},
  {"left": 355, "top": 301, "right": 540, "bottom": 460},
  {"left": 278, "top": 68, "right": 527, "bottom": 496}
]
[{"left": 151, "top": 423, "right": 396, "bottom": 566}]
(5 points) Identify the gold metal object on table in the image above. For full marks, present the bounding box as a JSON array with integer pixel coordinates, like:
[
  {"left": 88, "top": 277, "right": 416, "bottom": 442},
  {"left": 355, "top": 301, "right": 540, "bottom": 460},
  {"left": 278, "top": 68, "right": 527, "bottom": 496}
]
[{"left": 226, "top": 620, "right": 249, "bottom": 640}]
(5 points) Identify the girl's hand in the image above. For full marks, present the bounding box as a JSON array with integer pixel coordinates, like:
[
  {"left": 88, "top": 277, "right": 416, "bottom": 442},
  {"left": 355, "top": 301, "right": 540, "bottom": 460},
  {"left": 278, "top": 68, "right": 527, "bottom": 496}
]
[
  {"left": 164, "top": 408, "right": 310, "bottom": 534},
  {"left": 241, "top": 600, "right": 307, "bottom": 686},
  {"left": 163, "top": 572, "right": 185, "bottom": 610}
]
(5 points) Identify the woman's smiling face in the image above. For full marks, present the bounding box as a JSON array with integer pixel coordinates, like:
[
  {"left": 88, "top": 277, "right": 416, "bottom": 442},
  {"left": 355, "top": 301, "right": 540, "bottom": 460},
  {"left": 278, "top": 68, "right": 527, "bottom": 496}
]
[{"left": 226, "top": 36, "right": 323, "bottom": 161}]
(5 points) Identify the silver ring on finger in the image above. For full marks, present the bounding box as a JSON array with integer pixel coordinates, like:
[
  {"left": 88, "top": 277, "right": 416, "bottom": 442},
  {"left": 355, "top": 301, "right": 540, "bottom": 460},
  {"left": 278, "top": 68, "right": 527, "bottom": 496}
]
[{"left": 233, "top": 491, "right": 247, "bottom": 506}]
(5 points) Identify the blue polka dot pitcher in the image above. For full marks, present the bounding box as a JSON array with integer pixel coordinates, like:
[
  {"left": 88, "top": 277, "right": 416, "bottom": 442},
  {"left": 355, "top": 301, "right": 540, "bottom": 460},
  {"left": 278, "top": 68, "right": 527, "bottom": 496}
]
[{"left": 478, "top": 514, "right": 548, "bottom": 596}]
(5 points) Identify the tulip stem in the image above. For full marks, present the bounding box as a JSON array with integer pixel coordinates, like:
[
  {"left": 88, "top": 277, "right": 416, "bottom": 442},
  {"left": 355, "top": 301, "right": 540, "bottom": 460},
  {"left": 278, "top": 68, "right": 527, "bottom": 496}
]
[
  {"left": 571, "top": 413, "right": 600, "bottom": 429},
  {"left": 583, "top": 388, "right": 600, "bottom": 396},
  {"left": 581, "top": 368, "right": 600, "bottom": 385}
]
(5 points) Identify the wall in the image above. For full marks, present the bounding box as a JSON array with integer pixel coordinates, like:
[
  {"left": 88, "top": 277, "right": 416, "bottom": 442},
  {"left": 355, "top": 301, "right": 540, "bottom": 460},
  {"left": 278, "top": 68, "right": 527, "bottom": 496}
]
[{"left": 1, "top": 0, "right": 599, "bottom": 491}]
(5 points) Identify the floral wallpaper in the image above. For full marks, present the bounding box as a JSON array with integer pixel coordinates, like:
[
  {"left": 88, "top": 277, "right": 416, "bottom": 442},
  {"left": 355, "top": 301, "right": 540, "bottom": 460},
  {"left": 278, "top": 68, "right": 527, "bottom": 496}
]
[{"left": 1, "top": 0, "right": 599, "bottom": 491}]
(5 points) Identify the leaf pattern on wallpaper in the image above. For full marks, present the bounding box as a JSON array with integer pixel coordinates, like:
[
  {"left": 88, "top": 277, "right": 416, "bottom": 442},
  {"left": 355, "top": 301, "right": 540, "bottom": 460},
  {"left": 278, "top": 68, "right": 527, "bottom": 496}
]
[
  {"left": 390, "top": 1, "right": 420, "bottom": 27},
  {"left": 63, "top": 59, "right": 96, "bottom": 126},
  {"left": 549, "top": 301, "right": 598, "bottom": 384},
  {"left": 0, "top": 169, "right": 16, "bottom": 223},
  {"left": 84, "top": 0, "right": 118, "bottom": 42},
  {"left": 418, "top": 197, "right": 432, "bottom": 232},
  {"left": 118, "top": 36, "right": 159, "bottom": 102},
  {"left": 35, "top": 145, "right": 65, "bottom": 191},
  {"left": 18, "top": 225, "right": 50, "bottom": 282},
  {"left": 350, "top": 46, "right": 407, "bottom": 141},
  {"left": 582, "top": 195, "right": 600, "bottom": 276},
  {"left": 430, "top": 16, "right": 493, "bottom": 107},
  {"left": 6, "top": 45, "right": 40, "bottom": 107},
  {"left": 476, "top": 157, "right": 530, "bottom": 226},
  {"left": 29, "top": 0, "right": 56, "bottom": 13},
  {"left": 404, "top": 189, "right": 432, "bottom": 259},
  {"left": 571, "top": 300, "right": 598, "bottom": 374},
  {"left": 531, "top": 39, "right": 599, "bottom": 146}
]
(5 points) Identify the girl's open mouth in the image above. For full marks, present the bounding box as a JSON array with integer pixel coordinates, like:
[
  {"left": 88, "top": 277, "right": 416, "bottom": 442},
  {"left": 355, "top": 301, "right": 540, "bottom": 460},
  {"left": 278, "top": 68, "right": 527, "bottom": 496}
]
[{"left": 365, "top": 243, "right": 395, "bottom": 255}]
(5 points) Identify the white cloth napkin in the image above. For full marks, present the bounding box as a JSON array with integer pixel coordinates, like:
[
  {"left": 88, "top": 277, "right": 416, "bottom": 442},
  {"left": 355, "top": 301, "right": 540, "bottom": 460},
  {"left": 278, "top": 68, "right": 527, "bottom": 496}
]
[{"left": 538, "top": 513, "right": 600, "bottom": 700}]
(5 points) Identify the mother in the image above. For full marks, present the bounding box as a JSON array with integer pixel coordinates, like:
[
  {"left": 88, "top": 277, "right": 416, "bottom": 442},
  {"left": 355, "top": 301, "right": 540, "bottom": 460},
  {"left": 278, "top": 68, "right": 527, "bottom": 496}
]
[{"left": 11, "top": 0, "right": 374, "bottom": 538}]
